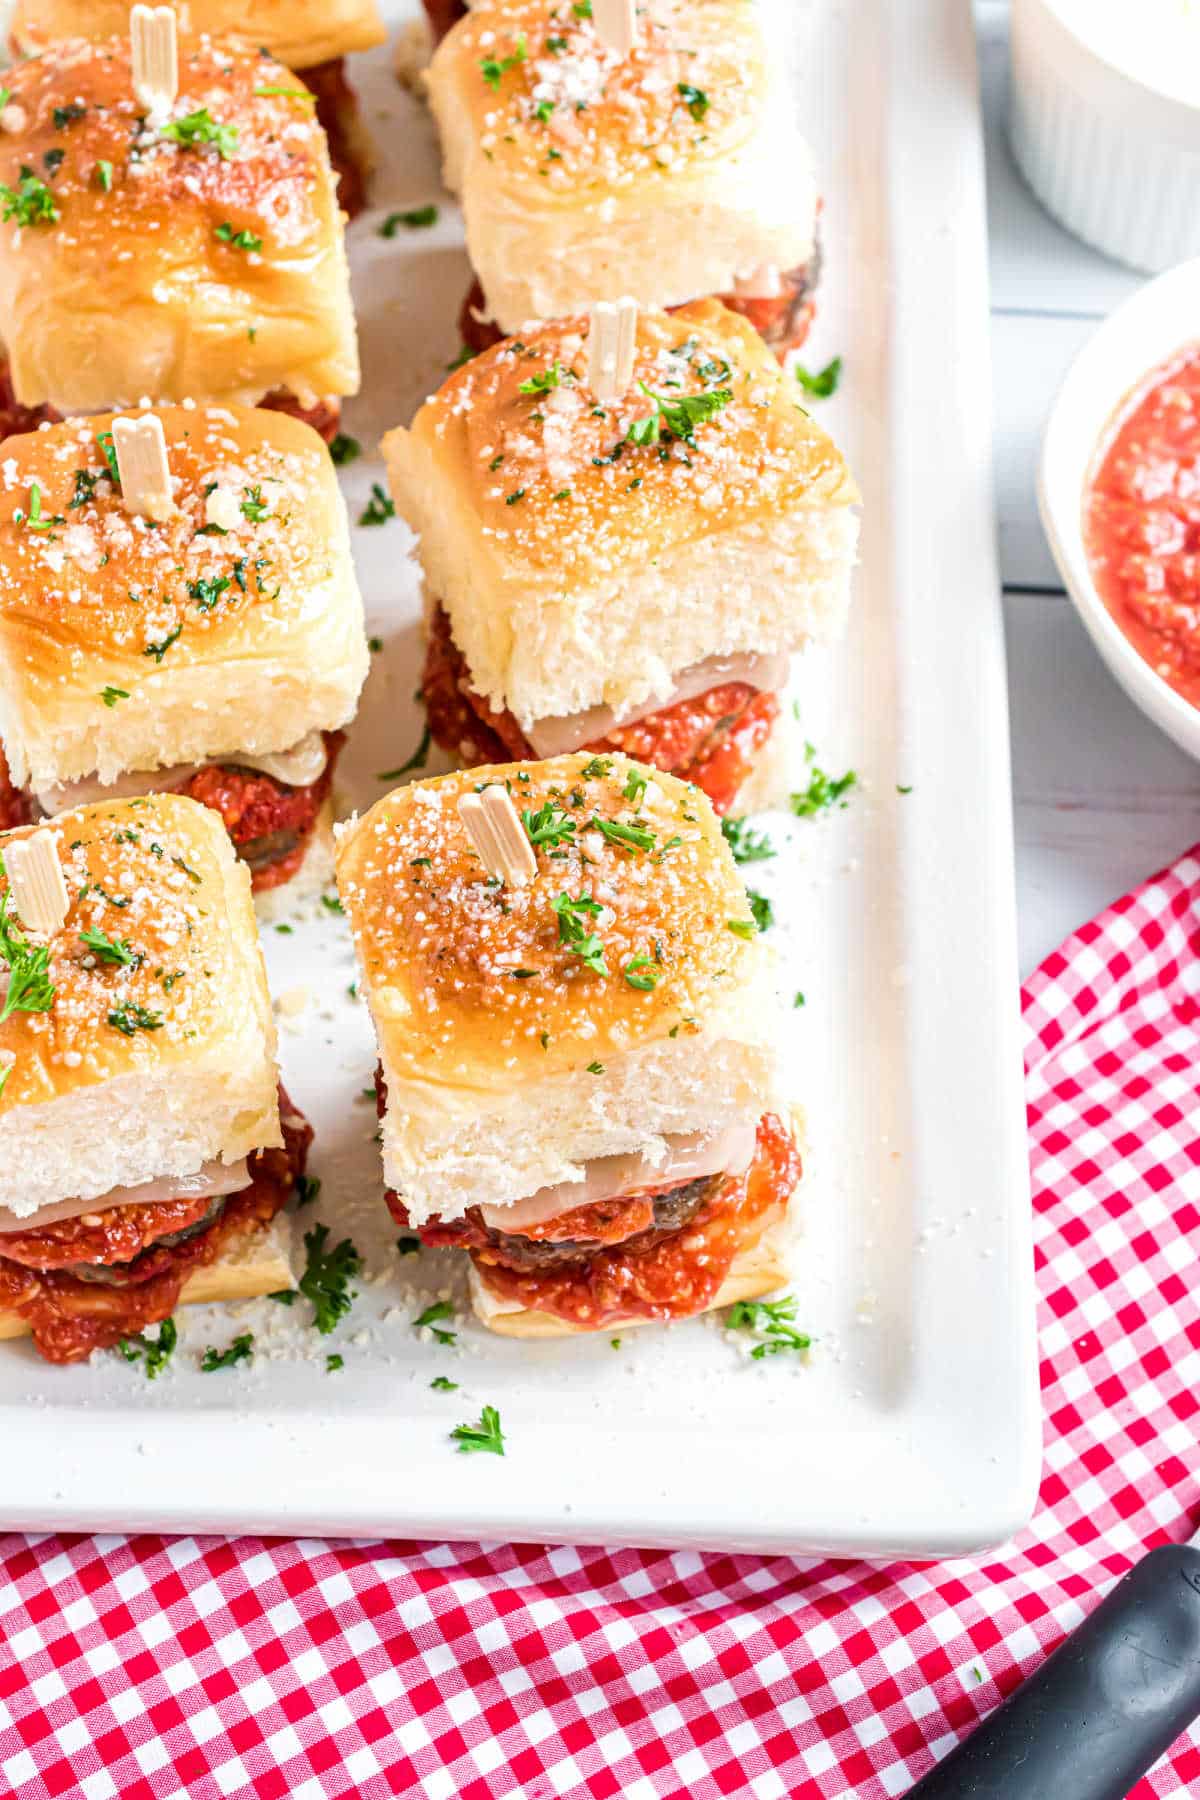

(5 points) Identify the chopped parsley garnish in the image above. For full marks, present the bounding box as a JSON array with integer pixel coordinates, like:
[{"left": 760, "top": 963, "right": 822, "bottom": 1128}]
[
  {"left": 522, "top": 801, "right": 576, "bottom": 848},
  {"left": 320, "top": 893, "right": 345, "bottom": 915},
  {"left": 0, "top": 167, "right": 59, "bottom": 228},
  {"left": 80, "top": 926, "right": 137, "bottom": 967},
  {"left": 377, "top": 723, "right": 431, "bottom": 780},
  {"left": 143, "top": 622, "right": 183, "bottom": 661},
  {"left": 96, "top": 430, "right": 120, "bottom": 486},
  {"left": 297, "top": 1223, "right": 361, "bottom": 1334},
  {"left": 368, "top": 636, "right": 383, "bottom": 653},
  {"left": 330, "top": 433, "right": 361, "bottom": 466},
  {"left": 379, "top": 204, "right": 438, "bottom": 235},
  {"left": 622, "top": 767, "right": 648, "bottom": 805},
  {"left": 447, "top": 343, "right": 474, "bottom": 372},
  {"left": 591, "top": 815, "right": 654, "bottom": 852},
  {"left": 326, "top": 1353, "right": 344, "bottom": 1372},
  {"left": 160, "top": 109, "right": 239, "bottom": 159},
  {"left": 100, "top": 685, "right": 129, "bottom": 708},
  {"left": 611, "top": 1337, "right": 622, "bottom": 1349},
  {"left": 53, "top": 103, "right": 87, "bottom": 129},
  {"left": 94, "top": 159, "right": 113, "bottom": 192},
  {"left": 793, "top": 991, "right": 806, "bottom": 1009},
  {"left": 727, "top": 1295, "right": 812, "bottom": 1359},
  {"left": 625, "top": 382, "right": 732, "bottom": 447},
  {"left": 726, "top": 918, "right": 757, "bottom": 940},
  {"left": 451, "top": 1405, "right": 504, "bottom": 1456},
  {"left": 0, "top": 886, "right": 54, "bottom": 1022},
  {"left": 518, "top": 361, "right": 570, "bottom": 395},
  {"left": 201, "top": 1332, "right": 253, "bottom": 1371},
  {"left": 107, "top": 1002, "right": 163, "bottom": 1036},
  {"left": 188, "top": 573, "right": 231, "bottom": 612},
  {"left": 747, "top": 891, "right": 774, "bottom": 933},
  {"left": 794, "top": 356, "right": 843, "bottom": 400},
  {"left": 430, "top": 1376, "right": 458, "bottom": 1392},
  {"left": 396, "top": 1236, "right": 421, "bottom": 1256},
  {"left": 897, "top": 783, "right": 913, "bottom": 795},
  {"left": 358, "top": 483, "right": 395, "bottom": 527},
  {"left": 480, "top": 36, "right": 527, "bottom": 89},
  {"left": 552, "top": 891, "right": 608, "bottom": 976},
  {"left": 295, "top": 1174, "right": 321, "bottom": 1208},
  {"left": 14, "top": 482, "right": 64, "bottom": 533},
  {"left": 533, "top": 98, "right": 556, "bottom": 123},
  {"left": 414, "top": 1300, "right": 457, "bottom": 1346},
  {"left": 586, "top": 1060, "right": 605, "bottom": 1075},
  {"left": 791, "top": 764, "right": 857, "bottom": 817},
  {"left": 214, "top": 222, "right": 263, "bottom": 253},
  {"left": 623, "top": 956, "right": 659, "bottom": 991},
  {"left": 721, "top": 816, "right": 775, "bottom": 864},
  {"left": 118, "top": 1318, "right": 176, "bottom": 1379},
  {"left": 240, "top": 484, "right": 270, "bottom": 522},
  {"left": 573, "top": 1, "right": 593, "bottom": 15},
  {"left": 677, "top": 83, "right": 709, "bottom": 120},
  {"left": 70, "top": 468, "right": 101, "bottom": 509},
  {"left": 579, "top": 755, "right": 612, "bottom": 779}
]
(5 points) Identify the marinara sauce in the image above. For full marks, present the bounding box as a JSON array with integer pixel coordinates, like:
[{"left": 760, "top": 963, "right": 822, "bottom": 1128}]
[{"left": 1085, "top": 346, "right": 1200, "bottom": 707}]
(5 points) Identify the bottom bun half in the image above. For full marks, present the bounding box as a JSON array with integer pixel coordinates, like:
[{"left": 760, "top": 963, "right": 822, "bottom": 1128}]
[{"left": 0, "top": 1215, "right": 295, "bottom": 1345}]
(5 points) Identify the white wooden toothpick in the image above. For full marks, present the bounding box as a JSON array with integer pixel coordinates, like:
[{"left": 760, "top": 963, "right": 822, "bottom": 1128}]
[
  {"left": 5, "top": 831, "right": 69, "bottom": 935},
  {"left": 112, "top": 413, "right": 175, "bottom": 521},
  {"left": 457, "top": 788, "right": 537, "bottom": 887},
  {"left": 586, "top": 297, "right": 639, "bottom": 404},
  {"left": 593, "top": 0, "right": 638, "bottom": 56},
  {"left": 130, "top": 4, "right": 179, "bottom": 126}
]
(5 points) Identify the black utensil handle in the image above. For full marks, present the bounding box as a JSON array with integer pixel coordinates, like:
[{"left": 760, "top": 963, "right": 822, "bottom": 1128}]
[{"left": 905, "top": 1543, "right": 1200, "bottom": 1800}]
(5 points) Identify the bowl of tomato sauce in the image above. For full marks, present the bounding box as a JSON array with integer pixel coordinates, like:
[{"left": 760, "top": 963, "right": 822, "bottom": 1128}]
[{"left": 1040, "top": 258, "right": 1200, "bottom": 761}]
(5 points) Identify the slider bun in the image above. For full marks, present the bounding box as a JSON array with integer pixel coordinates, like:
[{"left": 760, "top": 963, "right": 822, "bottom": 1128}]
[
  {"left": 0, "top": 1213, "right": 296, "bottom": 1342},
  {"left": 383, "top": 300, "right": 859, "bottom": 730},
  {"left": 427, "top": 0, "right": 817, "bottom": 332},
  {"left": 336, "top": 754, "right": 784, "bottom": 1225},
  {"left": 10, "top": 2, "right": 386, "bottom": 68},
  {"left": 0, "top": 406, "right": 368, "bottom": 790},
  {"left": 0, "top": 37, "right": 359, "bottom": 414},
  {"left": 470, "top": 1202, "right": 792, "bottom": 1338},
  {"left": 0, "top": 793, "right": 281, "bottom": 1218}
]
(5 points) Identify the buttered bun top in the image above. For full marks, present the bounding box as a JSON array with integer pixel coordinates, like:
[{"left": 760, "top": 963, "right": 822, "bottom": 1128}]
[
  {"left": 0, "top": 34, "right": 359, "bottom": 413},
  {"left": 9, "top": 1, "right": 387, "bottom": 69},
  {"left": 0, "top": 406, "right": 368, "bottom": 791},
  {"left": 426, "top": 0, "right": 818, "bottom": 331}
]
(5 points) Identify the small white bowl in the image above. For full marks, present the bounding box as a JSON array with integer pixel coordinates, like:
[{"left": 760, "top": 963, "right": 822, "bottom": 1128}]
[
  {"left": 1011, "top": 0, "right": 1200, "bottom": 273},
  {"left": 1039, "top": 258, "right": 1200, "bottom": 763}
]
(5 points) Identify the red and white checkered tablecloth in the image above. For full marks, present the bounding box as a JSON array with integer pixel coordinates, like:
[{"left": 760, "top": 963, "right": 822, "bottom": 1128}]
[{"left": 3, "top": 846, "right": 1200, "bottom": 1800}]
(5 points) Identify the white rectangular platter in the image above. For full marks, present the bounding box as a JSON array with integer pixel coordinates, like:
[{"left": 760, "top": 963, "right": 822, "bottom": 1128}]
[{"left": 0, "top": 0, "right": 1039, "bottom": 1557}]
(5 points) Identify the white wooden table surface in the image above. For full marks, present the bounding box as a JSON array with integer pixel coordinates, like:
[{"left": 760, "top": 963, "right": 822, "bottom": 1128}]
[{"left": 977, "top": 2, "right": 1200, "bottom": 977}]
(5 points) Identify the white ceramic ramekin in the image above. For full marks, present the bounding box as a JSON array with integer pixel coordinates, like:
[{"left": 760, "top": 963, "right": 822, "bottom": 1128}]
[
  {"left": 1039, "top": 259, "right": 1200, "bottom": 762},
  {"left": 1010, "top": 0, "right": 1200, "bottom": 274}
]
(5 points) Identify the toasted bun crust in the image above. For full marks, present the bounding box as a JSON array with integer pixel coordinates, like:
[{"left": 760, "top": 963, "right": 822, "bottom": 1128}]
[
  {"left": 426, "top": 0, "right": 817, "bottom": 330},
  {"left": 0, "top": 36, "right": 359, "bottom": 413},
  {"left": 0, "top": 406, "right": 368, "bottom": 790},
  {"left": 336, "top": 753, "right": 783, "bottom": 1222},
  {"left": 10, "top": 2, "right": 386, "bottom": 68},
  {"left": 0, "top": 793, "right": 281, "bottom": 1216},
  {"left": 470, "top": 1200, "right": 793, "bottom": 1337},
  {"left": 383, "top": 299, "right": 859, "bottom": 727},
  {"left": 0, "top": 1212, "right": 295, "bottom": 1342}
]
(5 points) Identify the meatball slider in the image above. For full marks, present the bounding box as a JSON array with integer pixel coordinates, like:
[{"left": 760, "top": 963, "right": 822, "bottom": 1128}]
[
  {"left": 426, "top": 0, "right": 821, "bottom": 358},
  {"left": 336, "top": 754, "right": 802, "bottom": 1338},
  {"left": 8, "top": 1, "right": 387, "bottom": 218},
  {"left": 384, "top": 298, "right": 859, "bottom": 816},
  {"left": 0, "top": 795, "right": 310, "bottom": 1365},
  {"left": 0, "top": 24, "right": 359, "bottom": 442},
  {"left": 0, "top": 405, "right": 369, "bottom": 900}
]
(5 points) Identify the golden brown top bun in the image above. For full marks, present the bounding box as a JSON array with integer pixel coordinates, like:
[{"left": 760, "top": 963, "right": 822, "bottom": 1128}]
[
  {"left": 0, "top": 406, "right": 368, "bottom": 790},
  {"left": 392, "top": 299, "right": 855, "bottom": 585},
  {"left": 10, "top": 1, "right": 386, "bottom": 69},
  {"left": 336, "top": 752, "right": 760, "bottom": 1086},
  {"left": 0, "top": 35, "right": 359, "bottom": 412},
  {"left": 0, "top": 793, "right": 280, "bottom": 1213},
  {"left": 433, "top": 0, "right": 770, "bottom": 197}
]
